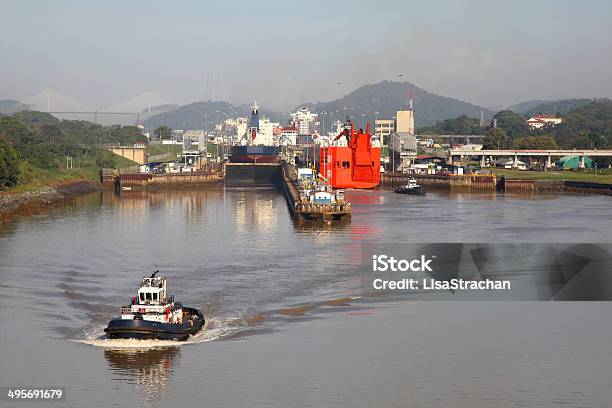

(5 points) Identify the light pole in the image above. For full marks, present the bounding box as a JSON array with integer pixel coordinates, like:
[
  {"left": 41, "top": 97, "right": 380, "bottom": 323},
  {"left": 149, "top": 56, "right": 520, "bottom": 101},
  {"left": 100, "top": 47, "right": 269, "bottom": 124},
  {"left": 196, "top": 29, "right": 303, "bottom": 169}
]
[{"left": 320, "top": 111, "right": 327, "bottom": 137}]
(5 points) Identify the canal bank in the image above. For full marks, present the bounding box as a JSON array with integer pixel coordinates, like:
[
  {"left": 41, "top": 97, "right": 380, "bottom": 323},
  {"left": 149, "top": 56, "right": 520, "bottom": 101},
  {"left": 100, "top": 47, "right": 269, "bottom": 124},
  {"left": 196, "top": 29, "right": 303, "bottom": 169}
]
[
  {"left": 381, "top": 173, "right": 612, "bottom": 194},
  {"left": 0, "top": 179, "right": 99, "bottom": 224}
]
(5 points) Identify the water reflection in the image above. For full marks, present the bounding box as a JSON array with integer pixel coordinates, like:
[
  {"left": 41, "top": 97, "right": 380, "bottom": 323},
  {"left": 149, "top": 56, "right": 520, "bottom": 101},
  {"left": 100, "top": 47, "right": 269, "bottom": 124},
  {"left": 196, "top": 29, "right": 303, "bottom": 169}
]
[
  {"left": 232, "top": 187, "right": 281, "bottom": 233},
  {"left": 104, "top": 347, "right": 180, "bottom": 408}
]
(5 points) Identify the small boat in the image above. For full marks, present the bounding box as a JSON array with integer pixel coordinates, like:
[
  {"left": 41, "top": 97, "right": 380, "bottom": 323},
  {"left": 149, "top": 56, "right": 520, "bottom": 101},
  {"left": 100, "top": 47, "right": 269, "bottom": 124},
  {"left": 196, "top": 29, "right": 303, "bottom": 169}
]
[
  {"left": 395, "top": 178, "right": 425, "bottom": 195},
  {"left": 104, "top": 272, "right": 204, "bottom": 341}
]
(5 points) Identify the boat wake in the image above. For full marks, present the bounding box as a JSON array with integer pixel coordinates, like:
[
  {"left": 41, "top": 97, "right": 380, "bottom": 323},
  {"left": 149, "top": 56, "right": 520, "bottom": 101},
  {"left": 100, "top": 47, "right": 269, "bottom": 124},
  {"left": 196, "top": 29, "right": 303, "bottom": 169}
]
[
  {"left": 74, "top": 316, "right": 238, "bottom": 349},
  {"left": 73, "top": 295, "right": 363, "bottom": 349}
]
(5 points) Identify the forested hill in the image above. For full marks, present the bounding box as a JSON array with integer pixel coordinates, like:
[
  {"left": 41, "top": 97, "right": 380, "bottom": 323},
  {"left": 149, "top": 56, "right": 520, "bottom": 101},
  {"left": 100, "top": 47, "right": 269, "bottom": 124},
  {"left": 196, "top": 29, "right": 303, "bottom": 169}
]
[
  {"left": 144, "top": 101, "right": 287, "bottom": 130},
  {"left": 143, "top": 81, "right": 493, "bottom": 131},
  {"left": 304, "top": 81, "right": 492, "bottom": 129},
  {"left": 508, "top": 98, "right": 601, "bottom": 116}
]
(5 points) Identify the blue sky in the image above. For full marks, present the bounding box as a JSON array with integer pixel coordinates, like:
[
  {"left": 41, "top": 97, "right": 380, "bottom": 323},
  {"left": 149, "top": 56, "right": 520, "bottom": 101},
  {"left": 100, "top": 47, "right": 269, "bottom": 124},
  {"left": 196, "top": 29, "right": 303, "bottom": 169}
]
[{"left": 1, "top": 0, "right": 612, "bottom": 110}]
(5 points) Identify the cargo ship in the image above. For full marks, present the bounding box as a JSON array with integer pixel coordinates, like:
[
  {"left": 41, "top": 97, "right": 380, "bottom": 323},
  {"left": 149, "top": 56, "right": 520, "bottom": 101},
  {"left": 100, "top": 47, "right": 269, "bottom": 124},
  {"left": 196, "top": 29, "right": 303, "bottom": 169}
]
[
  {"left": 318, "top": 119, "right": 381, "bottom": 189},
  {"left": 229, "top": 101, "right": 279, "bottom": 164},
  {"left": 225, "top": 101, "right": 281, "bottom": 186},
  {"left": 230, "top": 145, "right": 279, "bottom": 163}
]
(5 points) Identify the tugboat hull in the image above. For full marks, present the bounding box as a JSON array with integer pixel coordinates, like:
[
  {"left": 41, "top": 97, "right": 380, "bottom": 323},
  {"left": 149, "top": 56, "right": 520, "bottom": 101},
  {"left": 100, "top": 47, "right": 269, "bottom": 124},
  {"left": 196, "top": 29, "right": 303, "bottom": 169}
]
[
  {"left": 394, "top": 186, "right": 426, "bottom": 195},
  {"left": 104, "top": 307, "right": 204, "bottom": 341}
]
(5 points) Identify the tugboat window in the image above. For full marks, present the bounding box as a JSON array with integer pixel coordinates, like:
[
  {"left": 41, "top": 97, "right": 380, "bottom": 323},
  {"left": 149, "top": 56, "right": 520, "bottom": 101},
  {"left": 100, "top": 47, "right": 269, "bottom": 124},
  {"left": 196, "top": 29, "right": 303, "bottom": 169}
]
[
  {"left": 146, "top": 293, "right": 152, "bottom": 301},
  {"left": 139, "top": 293, "right": 144, "bottom": 302},
  {"left": 153, "top": 293, "right": 158, "bottom": 301}
]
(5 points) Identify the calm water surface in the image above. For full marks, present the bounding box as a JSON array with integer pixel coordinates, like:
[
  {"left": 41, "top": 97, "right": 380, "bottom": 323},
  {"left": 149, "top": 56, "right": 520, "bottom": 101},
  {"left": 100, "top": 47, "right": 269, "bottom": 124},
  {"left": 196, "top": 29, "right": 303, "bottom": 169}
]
[{"left": 0, "top": 188, "right": 610, "bottom": 407}]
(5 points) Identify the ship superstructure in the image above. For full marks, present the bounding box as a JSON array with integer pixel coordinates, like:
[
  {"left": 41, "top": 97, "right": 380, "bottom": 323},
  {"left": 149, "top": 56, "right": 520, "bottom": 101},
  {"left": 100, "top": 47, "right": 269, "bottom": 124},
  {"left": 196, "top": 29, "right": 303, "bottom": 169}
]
[
  {"left": 318, "top": 119, "right": 381, "bottom": 189},
  {"left": 230, "top": 101, "right": 280, "bottom": 164}
]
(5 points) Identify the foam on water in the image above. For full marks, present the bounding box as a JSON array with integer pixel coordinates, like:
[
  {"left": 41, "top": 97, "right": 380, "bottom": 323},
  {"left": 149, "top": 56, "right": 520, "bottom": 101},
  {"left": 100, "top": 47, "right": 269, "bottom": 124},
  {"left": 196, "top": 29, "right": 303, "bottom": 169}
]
[{"left": 74, "top": 317, "right": 240, "bottom": 349}]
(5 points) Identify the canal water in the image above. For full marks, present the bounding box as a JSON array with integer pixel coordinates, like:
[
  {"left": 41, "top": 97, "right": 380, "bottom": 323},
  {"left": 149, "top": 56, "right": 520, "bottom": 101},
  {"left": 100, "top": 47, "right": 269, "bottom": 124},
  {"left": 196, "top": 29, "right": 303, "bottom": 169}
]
[{"left": 0, "top": 188, "right": 611, "bottom": 407}]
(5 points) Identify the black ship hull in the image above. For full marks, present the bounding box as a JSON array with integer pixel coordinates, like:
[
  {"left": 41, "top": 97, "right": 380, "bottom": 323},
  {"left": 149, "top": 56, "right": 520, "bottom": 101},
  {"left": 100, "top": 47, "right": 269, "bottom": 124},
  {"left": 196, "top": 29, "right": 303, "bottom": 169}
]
[
  {"left": 394, "top": 186, "right": 426, "bottom": 195},
  {"left": 224, "top": 162, "right": 281, "bottom": 186},
  {"left": 104, "top": 307, "right": 204, "bottom": 341}
]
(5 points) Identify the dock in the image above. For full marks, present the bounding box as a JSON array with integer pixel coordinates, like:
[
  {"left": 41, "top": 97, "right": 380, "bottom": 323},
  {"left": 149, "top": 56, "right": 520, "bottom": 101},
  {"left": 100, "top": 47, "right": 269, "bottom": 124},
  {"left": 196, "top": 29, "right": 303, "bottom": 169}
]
[
  {"left": 101, "top": 171, "right": 220, "bottom": 190},
  {"left": 281, "top": 163, "right": 351, "bottom": 223}
]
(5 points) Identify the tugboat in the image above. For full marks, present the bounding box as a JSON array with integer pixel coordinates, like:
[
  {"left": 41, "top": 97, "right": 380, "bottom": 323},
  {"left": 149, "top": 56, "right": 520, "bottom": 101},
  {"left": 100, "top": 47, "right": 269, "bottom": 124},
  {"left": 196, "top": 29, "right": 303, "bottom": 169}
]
[
  {"left": 104, "top": 272, "right": 204, "bottom": 341},
  {"left": 394, "top": 178, "right": 425, "bottom": 195}
]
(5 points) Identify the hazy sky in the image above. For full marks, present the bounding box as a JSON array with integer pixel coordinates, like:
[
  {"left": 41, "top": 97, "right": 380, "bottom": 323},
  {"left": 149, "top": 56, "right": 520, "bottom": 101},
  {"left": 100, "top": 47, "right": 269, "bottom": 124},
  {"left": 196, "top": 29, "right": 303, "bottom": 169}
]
[{"left": 2, "top": 0, "right": 612, "bottom": 111}]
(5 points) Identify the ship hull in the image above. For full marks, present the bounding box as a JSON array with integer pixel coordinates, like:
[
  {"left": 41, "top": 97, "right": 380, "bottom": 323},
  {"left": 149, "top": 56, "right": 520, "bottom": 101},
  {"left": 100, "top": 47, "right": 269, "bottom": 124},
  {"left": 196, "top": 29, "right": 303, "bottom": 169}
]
[
  {"left": 104, "top": 307, "right": 204, "bottom": 341},
  {"left": 395, "top": 186, "right": 426, "bottom": 195},
  {"left": 230, "top": 146, "right": 279, "bottom": 163},
  {"left": 224, "top": 163, "right": 281, "bottom": 186}
]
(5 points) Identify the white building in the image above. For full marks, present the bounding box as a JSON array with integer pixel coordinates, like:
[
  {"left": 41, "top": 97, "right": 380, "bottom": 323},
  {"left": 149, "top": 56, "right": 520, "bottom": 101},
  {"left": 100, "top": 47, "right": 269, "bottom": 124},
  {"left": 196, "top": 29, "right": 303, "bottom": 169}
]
[
  {"left": 291, "top": 107, "right": 318, "bottom": 135},
  {"left": 255, "top": 116, "right": 279, "bottom": 146},
  {"left": 375, "top": 119, "right": 395, "bottom": 140},
  {"left": 526, "top": 115, "right": 563, "bottom": 129},
  {"left": 279, "top": 128, "right": 298, "bottom": 146}
]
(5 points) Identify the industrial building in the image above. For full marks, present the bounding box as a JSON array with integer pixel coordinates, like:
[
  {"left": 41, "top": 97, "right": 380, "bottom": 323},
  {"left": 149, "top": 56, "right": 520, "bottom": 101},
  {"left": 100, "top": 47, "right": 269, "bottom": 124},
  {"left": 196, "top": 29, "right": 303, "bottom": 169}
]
[{"left": 556, "top": 155, "right": 594, "bottom": 169}]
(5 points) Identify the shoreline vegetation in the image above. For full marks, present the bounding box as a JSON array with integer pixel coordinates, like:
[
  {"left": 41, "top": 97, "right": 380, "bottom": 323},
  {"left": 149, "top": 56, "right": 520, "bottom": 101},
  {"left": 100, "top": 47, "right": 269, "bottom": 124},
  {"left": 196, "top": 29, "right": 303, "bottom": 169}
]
[{"left": 0, "top": 110, "right": 139, "bottom": 223}]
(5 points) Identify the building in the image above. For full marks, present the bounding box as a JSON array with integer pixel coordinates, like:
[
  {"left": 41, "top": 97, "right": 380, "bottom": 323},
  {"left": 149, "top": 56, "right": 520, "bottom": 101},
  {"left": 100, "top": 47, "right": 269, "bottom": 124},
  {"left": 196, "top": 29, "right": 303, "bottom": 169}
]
[
  {"left": 526, "top": 115, "right": 563, "bottom": 130},
  {"left": 498, "top": 159, "right": 529, "bottom": 170},
  {"left": 389, "top": 132, "right": 417, "bottom": 172},
  {"left": 396, "top": 89, "right": 415, "bottom": 135},
  {"left": 290, "top": 107, "right": 318, "bottom": 136},
  {"left": 556, "top": 155, "right": 594, "bottom": 169},
  {"left": 396, "top": 110, "right": 415, "bottom": 134},
  {"left": 375, "top": 119, "right": 395, "bottom": 141},
  {"left": 278, "top": 126, "right": 298, "bottom": 145}
]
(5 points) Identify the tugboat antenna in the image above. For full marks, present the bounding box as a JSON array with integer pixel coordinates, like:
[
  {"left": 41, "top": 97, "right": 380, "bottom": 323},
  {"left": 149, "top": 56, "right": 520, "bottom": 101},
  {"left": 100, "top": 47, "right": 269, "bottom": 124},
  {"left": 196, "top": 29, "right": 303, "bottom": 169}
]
[{"left": 151, "top": 270, "right": 159, "bottom": 278}]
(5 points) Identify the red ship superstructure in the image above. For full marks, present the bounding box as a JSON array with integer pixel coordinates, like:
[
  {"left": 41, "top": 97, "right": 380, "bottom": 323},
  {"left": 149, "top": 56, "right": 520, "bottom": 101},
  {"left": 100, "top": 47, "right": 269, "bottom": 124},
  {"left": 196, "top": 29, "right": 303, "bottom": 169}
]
[{"left": 318, "top": 119, "right": 381, "bottom": 189}]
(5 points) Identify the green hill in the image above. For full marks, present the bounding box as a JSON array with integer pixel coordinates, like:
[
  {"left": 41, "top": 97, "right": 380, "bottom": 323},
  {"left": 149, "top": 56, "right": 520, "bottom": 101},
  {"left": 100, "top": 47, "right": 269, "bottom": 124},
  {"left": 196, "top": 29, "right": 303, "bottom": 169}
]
[
  {"left": 143, "top": 81, "right": 493, "bottom": 131},
  {"left": 143, "top": 101, "right": 287, "bottom": 130},
  {"left": 0, "top": 99, "right": 31, "bottom": 114},
  {"left": 508, "top": 98, "right": 601, "bottom": 116},
  {"left": 304, "top": 81, "right": 493, "bottom": 130}
]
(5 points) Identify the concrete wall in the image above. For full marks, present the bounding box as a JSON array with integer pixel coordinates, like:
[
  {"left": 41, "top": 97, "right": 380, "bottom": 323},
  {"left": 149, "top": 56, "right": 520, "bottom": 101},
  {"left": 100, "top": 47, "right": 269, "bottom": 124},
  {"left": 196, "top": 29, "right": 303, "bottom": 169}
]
[{"left": 109, "top": 147, "right": 147, "bottom": 165}]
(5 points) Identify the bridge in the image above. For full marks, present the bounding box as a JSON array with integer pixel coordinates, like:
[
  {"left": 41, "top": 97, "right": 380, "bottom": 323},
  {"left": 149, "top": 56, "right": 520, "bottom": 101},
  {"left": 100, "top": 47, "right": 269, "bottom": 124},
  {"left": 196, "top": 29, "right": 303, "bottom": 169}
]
[
  {"left": 448, "top": 149, "right": 612, "bottom": 168},
  {"left": 420, "top": 135, "right": 485, "bottom": 145}
]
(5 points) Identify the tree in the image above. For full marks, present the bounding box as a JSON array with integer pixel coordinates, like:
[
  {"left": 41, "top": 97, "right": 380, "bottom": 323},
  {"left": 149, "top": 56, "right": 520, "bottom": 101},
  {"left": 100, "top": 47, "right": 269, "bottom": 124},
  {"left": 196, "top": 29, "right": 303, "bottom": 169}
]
[
  {"left": 0, "top": 138, "right": 20, "bottom": 189},
  {"left": 483, "top": 128, "right": 507, "bottom": 149},
  {"left": 39, "top": 124, "right": 65, "bottom": 144},
  {"left": 417, "top": 115, "right": 487, "bottom": 135},
  {"left": 95, "top": 149, "right": 117, "bottom": 168},
  {"left": 512, "top": 135, "right": 558, "bottom": 150},
  {"left": 492, "top": 110, "right": 529, "bottom": 141},
  {"left": 155, "top": 125, "right": 172, "bottom": 140}
]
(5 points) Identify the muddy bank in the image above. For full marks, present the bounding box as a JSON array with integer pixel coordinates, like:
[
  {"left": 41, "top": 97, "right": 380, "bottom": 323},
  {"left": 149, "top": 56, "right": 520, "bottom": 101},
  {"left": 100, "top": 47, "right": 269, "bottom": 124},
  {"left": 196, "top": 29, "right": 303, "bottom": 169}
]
[
  {"left": 535, "top": 180, "right": 612, "bottom": 195},
  {"left": 0, "top": 180, "right": 100, "bottom": 224}
]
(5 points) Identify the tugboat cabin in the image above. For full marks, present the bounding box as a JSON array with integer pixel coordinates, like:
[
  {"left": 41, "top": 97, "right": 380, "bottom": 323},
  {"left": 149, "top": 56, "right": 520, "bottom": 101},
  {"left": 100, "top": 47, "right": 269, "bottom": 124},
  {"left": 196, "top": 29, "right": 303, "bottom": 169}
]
[
  {"left": 120, "top": 273, "right": 183, "bottom": 324},
  {"left": 138, "top": 276, "right": 168, "bottom": 305}
]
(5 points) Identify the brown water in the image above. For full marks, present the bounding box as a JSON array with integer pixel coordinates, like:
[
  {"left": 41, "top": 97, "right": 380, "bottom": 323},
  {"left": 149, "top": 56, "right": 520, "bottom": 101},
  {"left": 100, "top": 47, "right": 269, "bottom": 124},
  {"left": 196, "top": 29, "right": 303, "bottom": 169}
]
[{"left": 0, "top": 188, "right": 611, "bottom": 407}]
